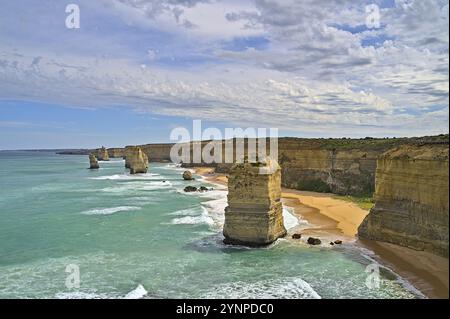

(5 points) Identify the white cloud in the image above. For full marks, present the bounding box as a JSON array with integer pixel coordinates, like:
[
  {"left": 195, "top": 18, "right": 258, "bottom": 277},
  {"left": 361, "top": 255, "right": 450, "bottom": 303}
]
[{"left": 0, "top": 0, "right": 448, "bottom": 137}]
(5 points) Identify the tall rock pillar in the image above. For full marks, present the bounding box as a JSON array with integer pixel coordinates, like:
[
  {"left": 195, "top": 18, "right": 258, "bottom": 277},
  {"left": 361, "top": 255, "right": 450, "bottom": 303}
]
[
  {"left": 89, "top": 154, "right": 99, "bottom": 169},
  {"left": 127, "top": 146, "right": 149, "bottom": 174},
  {"left": 223, "top": 158, "right": 286, "bottom": 246}
]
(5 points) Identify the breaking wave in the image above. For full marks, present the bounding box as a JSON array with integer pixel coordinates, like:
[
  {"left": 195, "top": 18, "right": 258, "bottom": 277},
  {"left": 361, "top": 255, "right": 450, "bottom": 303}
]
[{"left": 81, "top": 206, "right": 141, "bottom": 215}]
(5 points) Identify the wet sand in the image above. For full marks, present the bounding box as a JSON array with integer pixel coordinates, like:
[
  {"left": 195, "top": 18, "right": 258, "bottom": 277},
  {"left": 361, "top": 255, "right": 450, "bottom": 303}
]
[{"left": 194, "top": 167, "right": 449, "bottom": 299}]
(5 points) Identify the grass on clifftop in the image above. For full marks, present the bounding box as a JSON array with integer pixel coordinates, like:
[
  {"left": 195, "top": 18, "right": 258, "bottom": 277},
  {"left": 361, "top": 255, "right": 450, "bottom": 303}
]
[{"left": 333, "top": 195, "right": 375, "bottom": 210}]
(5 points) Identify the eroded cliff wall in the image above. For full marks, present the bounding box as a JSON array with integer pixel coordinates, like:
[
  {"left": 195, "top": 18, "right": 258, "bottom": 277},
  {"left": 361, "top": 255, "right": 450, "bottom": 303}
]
[{"left": 358, "top": 144, "right": 449, "bottom": 257}]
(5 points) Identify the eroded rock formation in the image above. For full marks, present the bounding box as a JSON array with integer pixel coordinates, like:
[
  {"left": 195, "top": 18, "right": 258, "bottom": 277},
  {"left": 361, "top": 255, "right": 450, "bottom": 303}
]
[
  {"left": 358, "top": 144, "right": 449, "bottom": 257},
  {"left": 97, "top": 146, "right": 109, "bottom": 161},
  {"left": 126, "top": 146, "right": 149, "bottom": 174},
  {"left": 182, "top": 170, "right": 193, "bottom": 180},
  {"left": 223, "top": 158, "right": 286, "bottom": 246},
  {"left": 89, "top": 154, "right": 99, "bottom": 169}
]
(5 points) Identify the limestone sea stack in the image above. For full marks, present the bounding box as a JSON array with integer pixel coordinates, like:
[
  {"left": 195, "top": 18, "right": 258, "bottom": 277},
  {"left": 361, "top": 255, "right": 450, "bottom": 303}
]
[
  {"left": 223, "top": 158, "right": 286, "bottom": 246},
  {"left": 358, "top": 144, "right": 449, "bottom": 257},
  {"left": 97, "top": 146, "right": 110, "bottom": 161},
  {"left": 89, "top": 154, "right": 99, "bottom": 169},
  {"left": 126, "top": 146, "right": 149, "bottom": 174}
]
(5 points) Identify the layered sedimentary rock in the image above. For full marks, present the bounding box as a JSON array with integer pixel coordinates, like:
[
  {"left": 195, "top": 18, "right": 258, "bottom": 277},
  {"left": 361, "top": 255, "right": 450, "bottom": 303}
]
[
  {"left": 358, "top": 144, "right": 449, "bottom": 257},
  {"left": 89, "top": 154, "right": 99, "bottom": 169},
  {"left": 223, "top": 158, "right": 286, "bottom": 246},
  {"left": 107, "top": 148, "right": 125, "bottom": 158},
  {"left": 126, "top": 146, "right": 149, "bottom": 174},
  {"left": 97, "top": 146, "right": 109, "bottom": 161}
]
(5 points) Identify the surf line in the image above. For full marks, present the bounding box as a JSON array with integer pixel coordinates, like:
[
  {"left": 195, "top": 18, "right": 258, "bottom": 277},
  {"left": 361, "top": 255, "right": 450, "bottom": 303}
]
[{"left": 176, "top": 303, "right": 210, "bottom": 317}]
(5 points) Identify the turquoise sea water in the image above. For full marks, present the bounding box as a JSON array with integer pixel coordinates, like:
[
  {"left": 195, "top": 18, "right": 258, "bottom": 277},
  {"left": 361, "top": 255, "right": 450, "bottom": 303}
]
[{"left": 0, "top": 151, "right": 422, "bottom": 299}]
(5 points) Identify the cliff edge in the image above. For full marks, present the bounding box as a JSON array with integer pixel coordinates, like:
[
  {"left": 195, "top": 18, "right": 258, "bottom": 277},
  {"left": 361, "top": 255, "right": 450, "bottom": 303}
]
[{"left": 358, "top": 144, "right": 449, "bottom": 257}]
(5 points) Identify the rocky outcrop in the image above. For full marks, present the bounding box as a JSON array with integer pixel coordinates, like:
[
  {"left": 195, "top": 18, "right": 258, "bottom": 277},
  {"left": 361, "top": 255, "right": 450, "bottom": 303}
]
[
  {"left": 89, "top": 154, "right": 99, "bottom": 169},
  {"left": 358, "top": 144, "right": 449, "bottom": 257},
  {"left": 107, "top": 148, "right": 124, "bottom": 158},
  {"left": 97, "top": 146, "right": 109, "bottom": 161},
  {"left": 126, "top": 146, "right": 149, "bottom": 174},
  {"left": 182, "top": 171, "right": 193, "bottom": 180},
  {"left": 223, "top": 158, "right": 286, "bottom": 246}
]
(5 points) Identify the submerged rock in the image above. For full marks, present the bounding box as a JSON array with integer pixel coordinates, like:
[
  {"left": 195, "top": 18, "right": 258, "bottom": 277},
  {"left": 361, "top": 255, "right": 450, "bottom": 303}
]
[
  {"left": 334, "top": 240, "right": 343, "bottom": 245},
  {"left": 89, "top": 154, "right": 99, "bottom": 169},
  {"left": 307, "top": 237, "right": 321, "bottom": 245},
  {"left": 97, "top": 146, "right": 109, "bottom": 161},
  {"left": 182, "top": 170, "right": 194, "bottom": 180},
  {"left": 223, "top": 157, "right": 286, "bottom": 246},
  {"left": 292, "top": 233, "right": 302, "bottom": 239},
  {"left": 184, "top": 186, "right": 197, "bottom": 192},
  {"left": 199, "top": 186, "right": 209, "bottom": 192}
]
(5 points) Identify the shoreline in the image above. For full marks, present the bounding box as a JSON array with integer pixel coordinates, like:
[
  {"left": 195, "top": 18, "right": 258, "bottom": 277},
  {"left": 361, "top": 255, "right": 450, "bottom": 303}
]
[{"left": 194, "top": 167, "right": 449, "bottom": 299}]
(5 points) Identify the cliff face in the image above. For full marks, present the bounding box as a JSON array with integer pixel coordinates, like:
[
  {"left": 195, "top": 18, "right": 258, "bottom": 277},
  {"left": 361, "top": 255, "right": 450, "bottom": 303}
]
[
  {"left": 97, "top": 147, "right": 109, "bottom": 161},
  {"left": 107, "top": 148, "right": 125, "bottom": 158},
  {"left": 223, "top": 158, "right": 286, "bottom": 246},
  {"left": 358, "top": 145, "right": 449, "bottom": 257},
  {"left": 126, "top": 146, "right": 149, "bottom": 174},
  {"left": 139, "top": 143, "right": 173, "bottom": 162}
]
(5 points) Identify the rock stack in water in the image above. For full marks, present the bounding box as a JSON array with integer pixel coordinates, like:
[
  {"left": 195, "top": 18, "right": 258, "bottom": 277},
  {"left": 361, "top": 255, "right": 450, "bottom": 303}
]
[
  {"left": 89, "top": 154, "right": 99, "bottom": 169},
  {"left": 97, "top": 146, "right": 109, "bottom": 161},
  {"left": 126, "top": 146, "right": 149, "bottom": 174},
  {"left": 223, "top": 158, "right": 286, "bottom": 246}
]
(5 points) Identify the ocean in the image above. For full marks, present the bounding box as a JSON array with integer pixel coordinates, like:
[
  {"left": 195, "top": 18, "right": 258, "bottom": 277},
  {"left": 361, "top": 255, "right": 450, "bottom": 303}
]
[{"left": 0, "top": 151, "right": 423, "bottom": 299}]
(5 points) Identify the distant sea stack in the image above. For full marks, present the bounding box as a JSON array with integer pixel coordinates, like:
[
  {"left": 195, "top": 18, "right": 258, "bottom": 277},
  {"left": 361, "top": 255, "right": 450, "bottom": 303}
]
[
  {"left": 126, "top": 146, "right": 149, "bottom": 174},
  {"left": 358, "top": 144, "right": 449, "bottom": 257},
  {"left": 223, "top": 158, "right": 286, "bottom": 246},
  {"left": 97, "top": 146, "right": 110, "bottom": 161},
  {"left": 89, "top": 154, "right": 99, "bottom": 169}
]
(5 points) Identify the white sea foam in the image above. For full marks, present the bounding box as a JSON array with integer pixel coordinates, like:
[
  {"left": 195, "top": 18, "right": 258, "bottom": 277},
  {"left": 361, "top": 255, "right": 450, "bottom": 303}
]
[
  {"left": 81, "top": 206, "right": 141, "bottom": 215},
  {"left": 170, "top": 207, "right": 214, "bottom": 225},
  {"left": 282, "top": 206, "right": 299, "bottom": 230},
  {"left": 55, "top": 291, "right": 111, "bottom": 299},
  {"left": 123, "top": 284, "right": 147, "bottom": 299},
  {"left": 90, "top": 173, "right": 161, "bottom": 180},
  {"left": 202, "top": 277, "right": 321, "bottom": 299},
  {"left": 101, "top": 181, "right": 172, "bottom": 193}
]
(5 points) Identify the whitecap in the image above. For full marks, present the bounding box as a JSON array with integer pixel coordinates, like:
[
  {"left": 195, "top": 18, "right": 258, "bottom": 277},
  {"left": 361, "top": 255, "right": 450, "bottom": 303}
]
[
  {"left": 201, "top": 277, "right": 321, "bottom": 299},
  {"left": 90, "top": 173, "right": 162, "bottom": 180},
  {"left": 170, "top": 207, "right": 214, "bottom": 225},
  {"left": 81, "top": 206, "right": 141, "bottom": 215},
  {"left": 123, "top": 284, "right": 147, "bottom": 299}
]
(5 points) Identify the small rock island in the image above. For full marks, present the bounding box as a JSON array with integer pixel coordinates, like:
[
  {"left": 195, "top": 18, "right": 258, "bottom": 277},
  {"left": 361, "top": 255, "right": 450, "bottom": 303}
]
[
  {"left": 126, "top": 146, "right": 149, "bottom": 174},
  {"left": 223, "top": 158, "right": 286, "bottom": 246},
  {"left": 89, "top": 154, "right": 99, "bottom": 169}
]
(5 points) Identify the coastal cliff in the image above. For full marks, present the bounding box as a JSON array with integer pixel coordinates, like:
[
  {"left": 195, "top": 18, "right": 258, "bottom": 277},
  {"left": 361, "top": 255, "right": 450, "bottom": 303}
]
[
  {"left": 223, "top": 158, "right": 286, "bottom": 246},
  {"left": 358, "top": 144, "right": 449, "bottom": 257},
  {"left": 97, "top": 146, "right": 109, "bottom": 161}
]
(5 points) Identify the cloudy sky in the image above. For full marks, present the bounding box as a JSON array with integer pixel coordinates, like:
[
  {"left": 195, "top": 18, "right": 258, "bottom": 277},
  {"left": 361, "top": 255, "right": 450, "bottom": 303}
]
[{"left": 0, "top": 0, "right": 448, "bottom": 149}]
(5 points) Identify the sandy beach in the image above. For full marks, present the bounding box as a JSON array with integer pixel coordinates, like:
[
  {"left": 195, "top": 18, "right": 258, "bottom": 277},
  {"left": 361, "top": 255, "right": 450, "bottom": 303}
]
[{"left": 195, "top": 167, "right": 449, "bottom": 299}]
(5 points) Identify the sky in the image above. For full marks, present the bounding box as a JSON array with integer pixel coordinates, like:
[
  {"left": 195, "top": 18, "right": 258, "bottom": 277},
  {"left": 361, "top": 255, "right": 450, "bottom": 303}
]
[{"left": 0, "top": 0, "right": 448, "bottom": 149}]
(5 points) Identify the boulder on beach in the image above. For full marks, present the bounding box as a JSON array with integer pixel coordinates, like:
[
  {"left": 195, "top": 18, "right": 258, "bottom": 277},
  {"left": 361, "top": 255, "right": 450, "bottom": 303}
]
[
  {"left": 182, "top": 170, "right": 194, "bottom": 180},
  {"left": 183, "top": 186, "right": 197, "bottom": 192},
  {"left": 292, "top": 233, "right": 302, "bottom": 239},
  {"left": 307, "top": 237, "right": 321, "bottom": 245},
  {"left": 89, "top": 154, "right": 99, "bottom": 169},
  {"left": 334, "top": 240, "right": 343, "bottom": 245}
]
